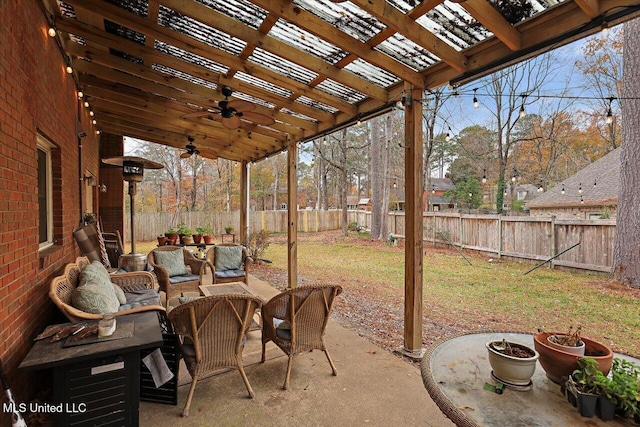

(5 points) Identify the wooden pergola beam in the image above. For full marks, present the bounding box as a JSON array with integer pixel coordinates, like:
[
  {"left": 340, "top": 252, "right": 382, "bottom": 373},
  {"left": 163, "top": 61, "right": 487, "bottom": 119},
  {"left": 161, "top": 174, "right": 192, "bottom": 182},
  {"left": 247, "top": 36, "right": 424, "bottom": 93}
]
[{"left": 462, "top": 0, "right": 522, "bottom": 51}]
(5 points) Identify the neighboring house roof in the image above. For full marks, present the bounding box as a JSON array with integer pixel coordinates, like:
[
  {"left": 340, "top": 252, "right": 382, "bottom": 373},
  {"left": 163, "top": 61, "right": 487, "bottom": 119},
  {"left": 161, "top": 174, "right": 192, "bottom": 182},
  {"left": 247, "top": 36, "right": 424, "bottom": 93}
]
[
  {"left": 358, "top": 198, "right": 370, "bottom": 205},
  {"left": 347, "top": 196, "right": 359, "bottom": 206},
  {"left": 430, "top": 178, "right": 455, "bottom": 191},
  {"left": 527, "top": 148, "right": 620, "bottom": 208},
  {"left": 428, "top": 195, "right": 454, "bottom": 205},
  {"left": 514, "top": 184, "right": 539, "bottom": 201}
]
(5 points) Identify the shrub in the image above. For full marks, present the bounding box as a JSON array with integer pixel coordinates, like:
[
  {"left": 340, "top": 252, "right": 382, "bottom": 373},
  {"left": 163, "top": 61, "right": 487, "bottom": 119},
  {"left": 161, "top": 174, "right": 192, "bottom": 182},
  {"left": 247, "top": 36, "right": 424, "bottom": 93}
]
[
  {"left": 347, "top": 222, "right": 359, "bottom": 232},
  {"left": 247, "top": 230, "right": 270, "bottom": 261}
]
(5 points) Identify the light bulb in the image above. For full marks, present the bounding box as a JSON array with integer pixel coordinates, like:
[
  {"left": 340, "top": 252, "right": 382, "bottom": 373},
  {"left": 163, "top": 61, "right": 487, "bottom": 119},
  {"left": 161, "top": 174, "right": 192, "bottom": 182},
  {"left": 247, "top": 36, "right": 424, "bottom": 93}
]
[
  {"left": 579, "top": 183, "right": 583, "bottom": 194},
  {"left": 445, "top": 133, "right": 451, "bottom": 142},
  {"left": 77, "top": 91, "right": 83, "bottom": 99},
  {"left": 511, "top": 176, "right": 516, "bottom": 182},
  {"left": 561, "top": 185, "right": 565, "bottom": 195},
  {"left": 66, "top": 66, "right": 73, "bottom": 74},
  {"left": 92, "top": 119, "right": 97, "bottom": 125},
  {"left": 482, "top": 176, "right": 487, "bottom": 184},
  {"left": 519, "top": 105, "right": 525, "bottom": 118},
  {"left": 89, "top": 111, "right": 94, "bottom": 117},
  {"left": 48, "top": 27, "right": 56, "bottom": 37},
  {"left": 96, "top": 130, "right": 101, "bottom": 135},
  {"left": 357, "top": 119, "right": 362, "bottom": 127},
  {"left": 606, "top": 109, "right": 613, "bottom": 124},
  {"left": 580, "top": 195, "right": 584, "bottom": 204},
  {"left": 473, "top": 97, "right": 479, "bottom": 109},
  {"left": 84, "top": 101, "right": 89, "bottom": 108},
  {"left": 601, "top": 23, "right": 609, "bottom": 38}
]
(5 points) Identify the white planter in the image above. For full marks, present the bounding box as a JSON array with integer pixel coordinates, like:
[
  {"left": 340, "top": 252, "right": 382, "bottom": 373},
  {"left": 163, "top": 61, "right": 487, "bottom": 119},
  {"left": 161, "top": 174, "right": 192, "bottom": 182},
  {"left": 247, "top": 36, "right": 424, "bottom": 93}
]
[
  {"left": 547, "top": 335, "right": 586, "bottom": 356},
  {"left": 486, "top": 341, "right": 539, "bottom": 386}
]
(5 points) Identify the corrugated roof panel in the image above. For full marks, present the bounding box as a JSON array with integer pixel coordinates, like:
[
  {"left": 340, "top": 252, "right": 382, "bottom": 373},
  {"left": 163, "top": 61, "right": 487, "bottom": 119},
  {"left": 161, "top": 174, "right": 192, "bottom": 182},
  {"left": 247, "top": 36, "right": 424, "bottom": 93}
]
[
  {"left": 195, "top": 0, "right": 267, "bottom": 30},
  {"left": 58, "top": 2, "right": 76, "bottom": 19},
  {"left": 376, "top": 34, "right": 439, "bottom": 71},
  {"left": 104, "top": 19, "right": 146, "bottom": 46},
  {"left": 104, "top": 0, "right": 147, "bottom": 18},
  {"left": 154, "top": 41, "right": 230, "bottom": 75},
  {"left": 158, "top": 6, "right": 247, "bottom": 56},
  {"left": 296, "top": 96, "right": 339, "bottom": 114},
  {"left": 269, "top": 19, "right": 348, "bottom": 65},
  {"left": 279, "top": 108, "right": 318, "bottom": 123},
  {"left": 343, "top": 58, "right": 398, "bottom": 88},
  {"left": 293, "top": 0, "right": 385, "bottom": 43},
  {"left": 231, "top": 92, "right": 275, "bottom": 109},
  {"left": 428, "top": 3, "right": 491, "bottom": 48},
  {"left": 249, "top": 48, "right": 318, "bottom": 85},
  {"left": 152, "top": 64, "right": 218, "bottom": 91},
  {"left": 234, "top": 72, "right": 293, "bottom": 98},
  {"left": 315, "top": 79, "right": 367, "bottom": 104}
]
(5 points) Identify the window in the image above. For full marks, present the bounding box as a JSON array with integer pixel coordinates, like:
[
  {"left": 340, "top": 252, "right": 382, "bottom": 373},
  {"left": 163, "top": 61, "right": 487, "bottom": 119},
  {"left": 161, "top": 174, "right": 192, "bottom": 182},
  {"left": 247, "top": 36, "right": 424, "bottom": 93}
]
[
  {"left": 280, "top": 203, "right": 287, "bottom": 210},
  {"left": 517, "top": 191, "right": 527, "bottom": 201},
  {"left": 38, "top": 135, "right": 55, "bottom": 249}
]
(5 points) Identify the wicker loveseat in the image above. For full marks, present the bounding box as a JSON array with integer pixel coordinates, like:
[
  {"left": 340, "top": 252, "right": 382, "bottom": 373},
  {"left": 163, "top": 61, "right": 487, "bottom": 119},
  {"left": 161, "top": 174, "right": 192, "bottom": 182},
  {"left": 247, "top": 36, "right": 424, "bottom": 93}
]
[{"left": 50, "top": 256, "right": 165, "bottom": 322}]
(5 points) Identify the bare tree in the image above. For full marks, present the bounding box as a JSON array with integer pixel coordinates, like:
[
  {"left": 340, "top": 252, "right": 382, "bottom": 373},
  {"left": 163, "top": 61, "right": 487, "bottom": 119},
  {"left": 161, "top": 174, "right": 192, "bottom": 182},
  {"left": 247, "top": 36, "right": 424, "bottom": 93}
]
[{"left": 613, "top": 19, "right": 640, "bottom": 287}]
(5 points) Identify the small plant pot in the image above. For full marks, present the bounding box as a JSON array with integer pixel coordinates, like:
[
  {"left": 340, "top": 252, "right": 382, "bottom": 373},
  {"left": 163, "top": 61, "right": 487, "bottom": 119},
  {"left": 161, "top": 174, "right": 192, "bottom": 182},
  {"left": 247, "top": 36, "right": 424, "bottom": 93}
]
[
  {"left": 203, "top": 235, "right": 214, "bottom": 244},
  {"left": 157, "top": 236, "right": 168, "bottom": 246},
  {"left": 193, "top": 234, "right": 202, "bottom": 244},
  {"left": 486, "top": 341, "right": 539, "bottom": 386},
  {"left": 547, "top": 335, "right": 585, "bottom": 355},
  {"left": 577, "top": 392, "right": 599, "bottom": 418},
  {"left": 596, "top": 395, "right": 616, "bottom": 421},
  {"left": 181, "top": 236, "right": 194, "bottom": 245}
]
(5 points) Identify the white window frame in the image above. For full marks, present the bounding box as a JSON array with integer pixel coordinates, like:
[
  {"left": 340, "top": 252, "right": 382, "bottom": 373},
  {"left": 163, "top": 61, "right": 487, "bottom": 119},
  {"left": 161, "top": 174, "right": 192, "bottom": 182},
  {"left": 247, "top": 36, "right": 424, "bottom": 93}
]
[
  {"left": 517, "top": 191, "right": 527, "bottom": 201},
  {"left": 37, "top": 135, "right": 55, "bottom": 250}
]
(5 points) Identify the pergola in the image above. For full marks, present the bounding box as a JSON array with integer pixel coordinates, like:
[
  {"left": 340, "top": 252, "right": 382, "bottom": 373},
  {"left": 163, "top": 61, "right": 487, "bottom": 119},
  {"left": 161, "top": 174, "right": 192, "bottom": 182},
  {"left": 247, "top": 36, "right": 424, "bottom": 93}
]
[{"left": 40, "top": 0, "right": 640, "bottom": 354}]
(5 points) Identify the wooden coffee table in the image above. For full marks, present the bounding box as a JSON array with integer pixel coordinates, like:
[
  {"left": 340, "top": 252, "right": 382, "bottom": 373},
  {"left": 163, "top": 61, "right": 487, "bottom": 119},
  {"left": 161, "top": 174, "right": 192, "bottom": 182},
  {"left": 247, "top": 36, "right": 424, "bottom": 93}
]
[{"left": 199, "top": 282, "right": 264, "bottom": 331}]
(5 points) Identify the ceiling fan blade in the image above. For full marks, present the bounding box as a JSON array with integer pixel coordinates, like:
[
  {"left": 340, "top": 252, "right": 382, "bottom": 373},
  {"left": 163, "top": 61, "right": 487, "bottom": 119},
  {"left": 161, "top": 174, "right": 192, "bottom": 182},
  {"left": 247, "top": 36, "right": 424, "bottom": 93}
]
[
  {"left": 180, "top": 152, "right": 191, "bottom": 158},
  {"left": 241, "top": 111, "right": 276, "bottom": 126},
  {"left": 222, "top": 115, "right": 241, "bottom": 129},
  {"left": 227, "top": 99, "right": 256, "bottom": 112},
  {"left": 182, "top": 111, "right": 213, "bottom": 119}
]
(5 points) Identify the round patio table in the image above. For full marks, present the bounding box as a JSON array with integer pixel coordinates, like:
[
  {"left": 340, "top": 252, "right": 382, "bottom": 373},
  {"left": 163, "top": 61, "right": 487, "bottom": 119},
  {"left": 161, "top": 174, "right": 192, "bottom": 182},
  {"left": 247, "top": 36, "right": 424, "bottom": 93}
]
[{"left": 421, "top": 332, "right": 639, "bottom": 427}]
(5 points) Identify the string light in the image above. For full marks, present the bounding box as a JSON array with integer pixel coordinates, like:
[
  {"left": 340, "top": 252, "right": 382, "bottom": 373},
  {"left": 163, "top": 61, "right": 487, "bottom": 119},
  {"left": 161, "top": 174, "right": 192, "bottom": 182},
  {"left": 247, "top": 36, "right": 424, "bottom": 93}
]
[
  {"left": 65, "top": 65, "right": 73, "bottom": 74},
  {"left": 561, "top": 184, "right": 565, "bottom": 195},
  {"left": 96, "top": 130, "right": 101, "bottom": 135},
  {"left": 77, "top": 91, "right": 83, "bottom": 99},
  {"left": 473, "top": 88, "right": 479, "bottom": 109},
  {"left": 482, "top": 169, "right": 487, "bottom": 184},
  {"left": 89, "top": 110, "right": 94, "bottom": 117},
  {"left": 84, "top": 100, "right": 90, "bottom": 108},
  {"left": 537, "top": 183, "right": 544, "bottom": 192},
  {"left": 445, "top": 133, "right": 451, "bottom": 142},
  {"left": 580, "top": 195, "right": 584, "bottom": 204},
  {"left": 593, "top": 179, "right": 597, "bottom": 187},
  {"left": 431, "top": 185, "right": 435, "bottom": 194},
  {"left": 48, "top": 27, "right": 56, "bottom": 37},
  {"left": 511, "top": 168, "right": 517, "bottom": 182},
  {"left": 578, "top": 183, "right": 583, "bottom": 194},
  {"left": 92, "top": 119, "right": 97, "bottom": 125},
  {"left": 601, "top": 21, "right": 609, "bottom": 38}
]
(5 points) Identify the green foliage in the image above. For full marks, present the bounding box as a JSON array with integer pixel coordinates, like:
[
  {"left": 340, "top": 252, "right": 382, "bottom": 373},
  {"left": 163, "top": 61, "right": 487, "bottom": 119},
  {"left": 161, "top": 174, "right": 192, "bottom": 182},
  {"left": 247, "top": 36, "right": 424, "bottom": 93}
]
[
  {"left": 224, "top": 225, "right": 234, "bottom": 233},
  {"left": 599, "top": 207, "right": 611, "bottom": 219},
  {"left": 347, "top": 221, "right": 365, "bottom": 232},
  {"left": 195, "top": 226, "right": 212, "bottom": 235},
  {"left": 165, "top": 227, "right": 177, "bottom": 235},
  {"left": 443, "top": 178, "right": 483, "bottom": 209},
  {"left": 176, "top": 222, "right": 192, "bottom": 235},
  {"left": 511, "top": 199, "right": 526, "bottom": 211},
  {"left": 247, "top": 230, "right": 271, "bottom": 261}
]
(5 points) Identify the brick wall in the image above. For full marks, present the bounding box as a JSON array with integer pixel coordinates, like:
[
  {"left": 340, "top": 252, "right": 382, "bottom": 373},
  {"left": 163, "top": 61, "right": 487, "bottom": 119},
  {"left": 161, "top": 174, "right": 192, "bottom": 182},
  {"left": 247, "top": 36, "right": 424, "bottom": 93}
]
[{"left": 0, "top": 0, "right": 108, "bottom": 407}]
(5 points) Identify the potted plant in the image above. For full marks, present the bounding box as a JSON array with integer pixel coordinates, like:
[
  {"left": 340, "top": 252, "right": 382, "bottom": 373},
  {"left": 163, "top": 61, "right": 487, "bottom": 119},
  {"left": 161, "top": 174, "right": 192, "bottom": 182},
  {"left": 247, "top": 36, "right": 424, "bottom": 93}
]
[
  {"left": 198, "top": 226, "right": 214, "bottom": 244},
  {"left": 224, "top": 225, "right": 234, "bottom": 234},
  {"left": 534, "top": 329, "right": 613, "bottom": 384},
  {"left": 607, "top": 358, "right": 640, "bottom": 419},
  {"left": 568, "top": 357, "right": 604, "bottom": 418},
  {"left": 486, "top": 339, "right": 539, "bottom": 386},
  {"left": 157, "top": 234, "right": 168, "bottom": 246},
  {"left": 547, "top": 326, "right": 585, "bottom": 356},
  {"left": 193, "top": 227, "right": 205, "bottom": 244},
  {"left": 176, "top": 222, "right": 193, "bottom": 244},
  {"left": 164, "top": 227, "right": 179, "bottom": 245}
]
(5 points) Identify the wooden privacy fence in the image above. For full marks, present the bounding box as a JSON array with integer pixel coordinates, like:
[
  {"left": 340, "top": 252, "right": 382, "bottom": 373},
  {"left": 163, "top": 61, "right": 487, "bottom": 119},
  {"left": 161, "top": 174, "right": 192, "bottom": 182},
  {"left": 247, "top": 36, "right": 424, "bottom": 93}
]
[
  {"left": 349, "top": 211, "right": 616, "bottom": 273},
  {"left": 125, "top": 210, "right": 342, "bottom": 242}
]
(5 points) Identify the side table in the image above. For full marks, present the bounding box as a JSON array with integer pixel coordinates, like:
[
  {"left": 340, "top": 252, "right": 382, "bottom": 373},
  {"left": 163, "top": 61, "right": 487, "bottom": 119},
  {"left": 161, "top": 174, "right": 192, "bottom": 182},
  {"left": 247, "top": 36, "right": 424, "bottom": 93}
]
[
  {"left": 19, "top": 312, "right": 163, "bottom": 427},
  {"left": 221, "top": 233, "right": 236, "bottom": 243}
]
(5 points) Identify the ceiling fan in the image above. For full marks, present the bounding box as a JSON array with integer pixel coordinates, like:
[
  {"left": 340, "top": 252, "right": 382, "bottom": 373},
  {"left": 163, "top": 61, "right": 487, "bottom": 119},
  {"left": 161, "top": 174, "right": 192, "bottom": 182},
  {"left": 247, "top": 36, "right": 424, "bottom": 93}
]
[
  {"left": 183, "top": 86, "right": 275, "bottom": 130},
  {"left": 180, "top": 136, "right": 199, "bottom": 159}
]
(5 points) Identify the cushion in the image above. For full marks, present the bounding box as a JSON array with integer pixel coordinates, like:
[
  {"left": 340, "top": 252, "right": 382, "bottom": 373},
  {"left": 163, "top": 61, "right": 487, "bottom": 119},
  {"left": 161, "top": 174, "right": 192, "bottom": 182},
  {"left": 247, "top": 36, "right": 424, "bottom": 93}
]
[
  {"left": 72, "top": 261, "right": 120, "bottom": 314},
  {"left": 274, "top": 318, "right": 292, "bottom": 341},
  {"left": 153, "top": 249, "right": 188, "bottom": 277},
  {"left": 118, "top": 289, "right": 162, "bottom": 310},
  {"left": 214, "top": 246, "right": 243, "bottom": 271},
  {"left": 72, "top": 282, "right": 120, "bottom": 314},
  {"left": 112, "top": 284, "right": 127, "bottom": 305},
  {"left": 214, "top": 269, "right": 246, "bottom": 279},
  {"left": 168, "top": 274, "right": 200, "bottom": 284}
]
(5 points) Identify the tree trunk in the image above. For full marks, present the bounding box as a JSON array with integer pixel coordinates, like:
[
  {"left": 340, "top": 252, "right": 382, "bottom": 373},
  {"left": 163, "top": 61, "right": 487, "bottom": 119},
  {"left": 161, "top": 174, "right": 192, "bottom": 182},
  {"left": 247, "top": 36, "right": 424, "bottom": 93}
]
[
  {"left": 379, "top": 115, "right": 392, "bottom": 238},
  {"left": 613, "top": 20, "right": 640, "bottom": 287},
  {"left": 370, "top": 117, "right": 383, "bottom": 239}
]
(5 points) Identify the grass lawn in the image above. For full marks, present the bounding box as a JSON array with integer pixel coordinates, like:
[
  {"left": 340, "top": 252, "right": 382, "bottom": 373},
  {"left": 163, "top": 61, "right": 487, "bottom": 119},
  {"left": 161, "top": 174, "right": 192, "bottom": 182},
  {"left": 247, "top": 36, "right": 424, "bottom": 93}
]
[{"left": 134, "top": 232, "right": 640, "bottom": 356}]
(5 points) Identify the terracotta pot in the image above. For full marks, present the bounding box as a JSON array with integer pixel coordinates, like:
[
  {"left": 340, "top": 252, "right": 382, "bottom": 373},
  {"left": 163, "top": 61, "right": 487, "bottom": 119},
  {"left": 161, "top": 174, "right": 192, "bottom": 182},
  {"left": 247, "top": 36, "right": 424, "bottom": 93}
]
[
  {"left": 157, "top": 236, "right": 168, "bottom": 246},
  {"left": 486, "top": 341, "right": 539, "bottom": 386},
  {"left": 534, "top": 332, "right": 613, "bottom": 384},
  {"left": 165, "top": 232, "right": 179, "bottom": 241},
  {"left": 181, "top": 236, "right": 194, "bottom": 245},
  {"left": 167, "top": 238, "right": 177, "bottom": 246},
  {"left": 203, "top": 235, "right": 214, "bottom": 245},
  {"left": 193, "top": 234, "right": 202, "bottom": 244}
]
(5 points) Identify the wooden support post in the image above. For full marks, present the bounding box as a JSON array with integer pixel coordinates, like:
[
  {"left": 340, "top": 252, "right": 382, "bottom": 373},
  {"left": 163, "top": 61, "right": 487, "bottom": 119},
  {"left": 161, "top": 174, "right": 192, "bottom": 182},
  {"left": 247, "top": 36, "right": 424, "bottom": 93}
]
[
  {"left": 240, "top": 160, "right": 248, "bottom": 246},
  {"left": 287, "top": 139, "right": 298, "bottom": 289},
  {"left": 550, "top": 215, "right": 556, "bottom": 269},
  {"left": 402, "top": 83, "right": 424, "bottom": 358},
  {"left": 497, "top": 216, "right": 503, "bottom": 259}
]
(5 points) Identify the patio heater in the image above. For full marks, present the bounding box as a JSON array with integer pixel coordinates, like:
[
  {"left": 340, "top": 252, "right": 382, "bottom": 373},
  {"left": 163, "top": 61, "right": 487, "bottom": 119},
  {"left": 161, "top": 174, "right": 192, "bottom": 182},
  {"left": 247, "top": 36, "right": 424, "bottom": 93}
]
[{"left": 102, "top": 156, "right": 163, "bottom": 271}]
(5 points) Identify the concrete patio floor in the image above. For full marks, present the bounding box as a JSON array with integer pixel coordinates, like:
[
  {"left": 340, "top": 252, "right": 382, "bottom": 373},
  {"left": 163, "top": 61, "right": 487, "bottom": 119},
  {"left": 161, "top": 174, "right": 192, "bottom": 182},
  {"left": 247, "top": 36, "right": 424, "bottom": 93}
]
[{"left": 140, "top": 276, "right": 454, "bottom": 427}]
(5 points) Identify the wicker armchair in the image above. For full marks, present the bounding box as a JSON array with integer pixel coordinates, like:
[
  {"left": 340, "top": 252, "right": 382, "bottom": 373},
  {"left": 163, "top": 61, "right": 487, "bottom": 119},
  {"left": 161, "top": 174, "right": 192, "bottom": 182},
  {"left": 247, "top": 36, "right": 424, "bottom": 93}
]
[
  {"left": 261, "top": 284, "right": 343, "bottom": 390},
  {"left": 205, "top": 244, "right": 252, "bottom": 285},
  {"left": 49, "top": 257, "right": 165, "bottom": 322},
  {"left": 148, "top": 246, "right": 209, "bottom": 307},
  {"left": 168, "top": 294, "right": 263, "bottom": 416}
]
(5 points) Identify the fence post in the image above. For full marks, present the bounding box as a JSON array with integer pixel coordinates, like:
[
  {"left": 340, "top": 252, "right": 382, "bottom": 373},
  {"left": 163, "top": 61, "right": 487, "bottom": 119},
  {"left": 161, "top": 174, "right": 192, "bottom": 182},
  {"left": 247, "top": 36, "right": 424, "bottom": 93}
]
[
  {"left": 550, "top": 215, "right": 556, "bottom": 270},
  {"left": 497, "top": 215, "right": 503, "bottom": 259},
  {"left": 459, "top": 213, "right": 463, "bottom": 249},
  {"left": 432, "top": 213, "right": 436, "bottom": 247}
]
